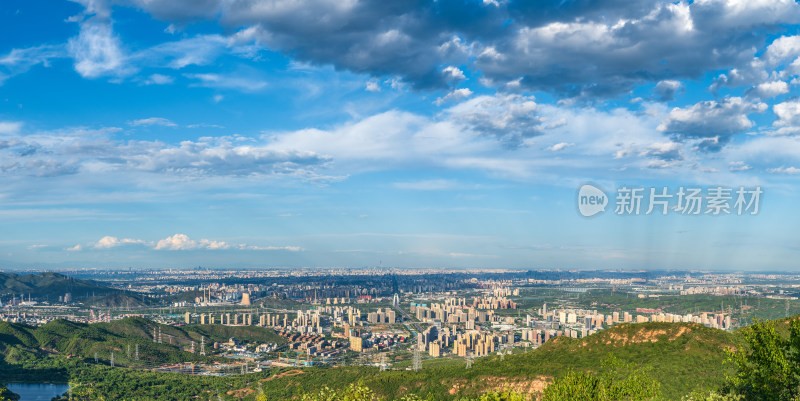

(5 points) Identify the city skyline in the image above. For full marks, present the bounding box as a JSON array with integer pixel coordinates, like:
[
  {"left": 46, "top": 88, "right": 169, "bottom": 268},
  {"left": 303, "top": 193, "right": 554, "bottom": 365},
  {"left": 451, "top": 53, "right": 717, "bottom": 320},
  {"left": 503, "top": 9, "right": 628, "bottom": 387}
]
[{"left": 1, "top": 0, "right": 800, "bottom": 269}]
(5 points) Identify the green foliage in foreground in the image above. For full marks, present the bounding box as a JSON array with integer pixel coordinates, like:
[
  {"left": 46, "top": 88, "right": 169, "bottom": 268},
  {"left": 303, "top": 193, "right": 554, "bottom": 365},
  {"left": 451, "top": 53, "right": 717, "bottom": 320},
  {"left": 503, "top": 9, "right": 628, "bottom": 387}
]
[
  {"left": 0, "top": 385, "right": 20, "bottom": 401},
  {"left": 541, "top": 356, "right": 660, "bottom": 401},
  {"left": 298, "top": 383, "right": 530, "bottom": 401},
  {"left": 727, "top": 318, "right": 800, "bottom": 401}
]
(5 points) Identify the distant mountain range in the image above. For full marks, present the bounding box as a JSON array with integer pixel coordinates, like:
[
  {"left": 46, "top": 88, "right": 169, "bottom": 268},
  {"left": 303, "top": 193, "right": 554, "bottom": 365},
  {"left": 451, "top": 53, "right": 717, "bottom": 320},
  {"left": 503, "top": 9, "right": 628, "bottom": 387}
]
[{"left": 0, "top": 272, "right": 118, "bottom": 301}]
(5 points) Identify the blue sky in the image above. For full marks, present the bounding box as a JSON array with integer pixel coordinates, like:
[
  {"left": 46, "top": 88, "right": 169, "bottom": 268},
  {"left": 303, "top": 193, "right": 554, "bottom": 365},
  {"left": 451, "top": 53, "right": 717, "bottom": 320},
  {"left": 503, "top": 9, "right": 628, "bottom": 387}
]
[{"left": 1, "top": 0, "right": 800, "bottom": 270}]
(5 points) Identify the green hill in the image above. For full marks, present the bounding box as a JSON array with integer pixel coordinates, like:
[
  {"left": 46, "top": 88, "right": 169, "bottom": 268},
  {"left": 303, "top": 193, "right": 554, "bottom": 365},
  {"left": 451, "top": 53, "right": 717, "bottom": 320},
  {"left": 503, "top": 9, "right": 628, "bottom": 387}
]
[
  {"left": 0, "top": 316, "right": 287, "bottom": 380},
  {"left": 0, "top": 272, "right": 118, "bottom": 301},
  {"left": 131, "top": 321, "right": 728, "bottom": 401},
  {"left": 0, "top": 317, "right": 752, "bottom": 400}
]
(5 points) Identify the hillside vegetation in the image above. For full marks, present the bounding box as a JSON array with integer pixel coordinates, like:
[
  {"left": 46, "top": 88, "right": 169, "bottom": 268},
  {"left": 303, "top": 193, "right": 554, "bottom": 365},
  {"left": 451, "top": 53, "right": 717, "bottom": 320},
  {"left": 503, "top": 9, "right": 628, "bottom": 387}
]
[
  {"left": 0, "top": 317, "right": 286, "bottom": 382},
  {"left": 0, "top": 316, "right": 775, "bottom": 400}
]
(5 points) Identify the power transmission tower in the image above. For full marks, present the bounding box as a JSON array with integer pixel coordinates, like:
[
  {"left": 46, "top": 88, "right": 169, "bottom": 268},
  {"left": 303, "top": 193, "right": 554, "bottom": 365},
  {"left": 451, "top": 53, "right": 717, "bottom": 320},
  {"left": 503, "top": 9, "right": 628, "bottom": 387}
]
[
  {"left": 200, "top": 336, "right": 206, "bottom": 356},
  {"left": 158, "top": 327, "right": 162, "bottom": 344},
  {"left": 412, "top": 342, "right": 422, "bottom": 372},
  {"left": 135, "top": 344, "right": 139, "bottom": 361},
  {"left": 380, "top": 353, "right": 387, "bottom": 372},
  {"left": 94, "top": 352, "right": 98, "bottom": 363},
  {"left": 110, "top": 352, "right": 115, "bottom": 367},
  {"left": 465, "top": 354, "right": 473, "bottom": 369},
  {"left": 127, "top": 344, "right": 131, "bottom": 359},
  {"left": 153, "top": 327, "right": 157, "bottom": 343}
]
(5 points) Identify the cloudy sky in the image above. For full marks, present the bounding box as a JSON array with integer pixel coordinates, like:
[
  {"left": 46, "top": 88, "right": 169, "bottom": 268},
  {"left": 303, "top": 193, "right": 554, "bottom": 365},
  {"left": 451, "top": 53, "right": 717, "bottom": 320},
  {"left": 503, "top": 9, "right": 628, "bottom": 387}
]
[{"left": 1, "top": 0, "right": 800, "bottom": 270}]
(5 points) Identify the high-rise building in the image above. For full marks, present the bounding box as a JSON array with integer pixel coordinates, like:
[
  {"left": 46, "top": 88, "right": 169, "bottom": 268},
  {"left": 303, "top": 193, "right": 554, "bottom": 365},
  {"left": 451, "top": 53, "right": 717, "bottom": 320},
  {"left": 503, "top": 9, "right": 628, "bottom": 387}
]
[{"left": 349, "top": 336, "right": 364, "bottom": 352}]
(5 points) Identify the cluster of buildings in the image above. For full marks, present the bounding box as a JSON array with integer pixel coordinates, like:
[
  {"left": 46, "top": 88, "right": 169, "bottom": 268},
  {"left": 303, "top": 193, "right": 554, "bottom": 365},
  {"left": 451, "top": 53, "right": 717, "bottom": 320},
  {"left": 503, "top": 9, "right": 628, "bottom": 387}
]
[
  {"left": 533, "top": 303, "right": 735, "bottom": 335},
  {"left": 185, "top": 309, "right": 325, "bottom": 334}
]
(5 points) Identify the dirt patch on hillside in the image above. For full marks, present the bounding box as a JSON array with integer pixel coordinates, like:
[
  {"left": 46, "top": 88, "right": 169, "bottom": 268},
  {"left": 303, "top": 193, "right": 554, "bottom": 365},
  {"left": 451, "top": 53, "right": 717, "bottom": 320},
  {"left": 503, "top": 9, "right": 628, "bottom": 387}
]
[
  {"left": 227, "top": 388, "right": 254, "bottom": 398},
  {"left": 262, "top": 369, "right": 305, "bottom": 381},
  {"left": 447, "top": 375, "right": 552, "bottom": 396},
  {"left": 603, "top": 326, "right": 692, "bottom": 345}
]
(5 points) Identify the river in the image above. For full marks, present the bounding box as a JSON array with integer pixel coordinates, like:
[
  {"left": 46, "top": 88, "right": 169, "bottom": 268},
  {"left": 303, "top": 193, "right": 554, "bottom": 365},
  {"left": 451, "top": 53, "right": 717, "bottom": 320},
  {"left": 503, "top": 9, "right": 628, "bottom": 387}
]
[{"left": 6, "top": 383, "right": 69, "bottom": 401}]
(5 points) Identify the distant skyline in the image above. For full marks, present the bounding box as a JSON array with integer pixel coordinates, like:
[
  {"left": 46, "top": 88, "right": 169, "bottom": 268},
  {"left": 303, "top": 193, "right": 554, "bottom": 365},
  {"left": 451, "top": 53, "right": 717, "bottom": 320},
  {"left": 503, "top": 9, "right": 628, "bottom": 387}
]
[{"left": 1, "top": 0, "right": 800, "bottom": 270}]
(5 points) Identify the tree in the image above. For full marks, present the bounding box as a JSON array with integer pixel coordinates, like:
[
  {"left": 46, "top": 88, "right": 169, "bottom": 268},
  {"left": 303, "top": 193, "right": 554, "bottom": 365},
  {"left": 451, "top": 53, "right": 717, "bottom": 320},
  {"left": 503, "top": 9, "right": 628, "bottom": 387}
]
[
  {"left": 0, "top": 386, "right": 20, "bottom": 401},
  {"left": 541, "top": 355, "right": 661, "bottom": 401},
  {"left": 727, "top": 318, "right": 800, "bottom": 401},
  {"left": 300, "top": 382, "right": 378, "bottom": 401}
]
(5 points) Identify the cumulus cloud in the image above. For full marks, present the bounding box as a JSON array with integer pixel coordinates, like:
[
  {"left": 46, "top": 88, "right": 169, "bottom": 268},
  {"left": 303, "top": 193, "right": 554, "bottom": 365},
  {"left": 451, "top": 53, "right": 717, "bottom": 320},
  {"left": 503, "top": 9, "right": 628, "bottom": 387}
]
[
  {"left": 154, "top": 233, "right": 229, "bottom": 250},
  {"left": 446, "top": 94, "right": 541, "bottom": 147},
  {"left": 639, "top": 142, "right": 683, "bottom": 161},
  {"left": 771, "top": 99, "right": 800, "bottom": 135},
  {"left": 113, "top": 0, "right": 800, "bottom": 95},
  {"left": 658, "top": 97, "right": 765, "bottom": 147},
  {"left": 8, "top": 0, "right": 800, "bottom": 99},
  {"left": 749, "top": 81, "right": 790, "bottom": 99},
  {"left": 547, "top": 142, "right": 573, "bottom": 151},
  {"left": 434, "top": 88, "right": 473, "bottom": 105},
  {"left": 93, "top": 235, "right": 147, "bottom": 248},
  {"left": 68, "top": 234, "right": 300, "bottom": 252},
  {"left": 441, "top": 66, "right": 466, "bottom": 82},
  {"left": 66, "top": 244, "right": 83, "bottom": 252},
  {"left": 653, "top": 80, "right": 684, "bottom": 102}
]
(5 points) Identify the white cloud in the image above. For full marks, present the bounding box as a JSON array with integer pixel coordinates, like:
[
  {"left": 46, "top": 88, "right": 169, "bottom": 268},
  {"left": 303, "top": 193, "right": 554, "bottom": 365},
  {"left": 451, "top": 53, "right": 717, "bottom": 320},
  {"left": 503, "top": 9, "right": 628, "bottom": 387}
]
[
  {"left": 143, "top": 73, "right": 173, "bottom": 85},
  {"left": 186, "top": 73, "right": 267, "bottom": 92},
  {"left": 446, "top": 94, "right": 541, "bottom": 146},
  {"left": 729, "top": 161, "right": 752, "bottom": 171},
  {"left": 434, "top": 88, "right": 473, "bottom": 106},
  {"left": 750, "top": 81, "right": 789, "bottom": 98},
  {"left": 0, "top": 121, "right": 22, "bottom": 134},
  {"left": 658, "top": 97, "right": 764, "bottom": 147},
  {"left": 93, "top": 235, "right": 146, "bottom": 249},
  {"left": 773, "top": 99, "right": 800, "bottom": 129},
  {"left": 767, "top": 166, "right": 800, "bottom": 174},
  {"left": 66, "top": 244, "right": 83, "bottom": 252},
  {"left": 68, "top": 20, "right": 131, "bottom": 78},
  {"left": 154, "top": 233, "right": 230, "bottom": 250},
  {"left": 129, "top": 117, "right": 177, "bottom": 127},
  {"left": 654, "top": 80, "right": 684, "bottom": 101},
  {"left": 639, "top": 141, "right": 683, "bottom": 161},
  {"left": 365, "top": 79, "right": 381, "bottom": 92},
  {"left": 441, "top": 66, "right": 466, "bottom": 81},
  {"left": 547, "top": 142, "right": 574, "bottom": 151}
]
